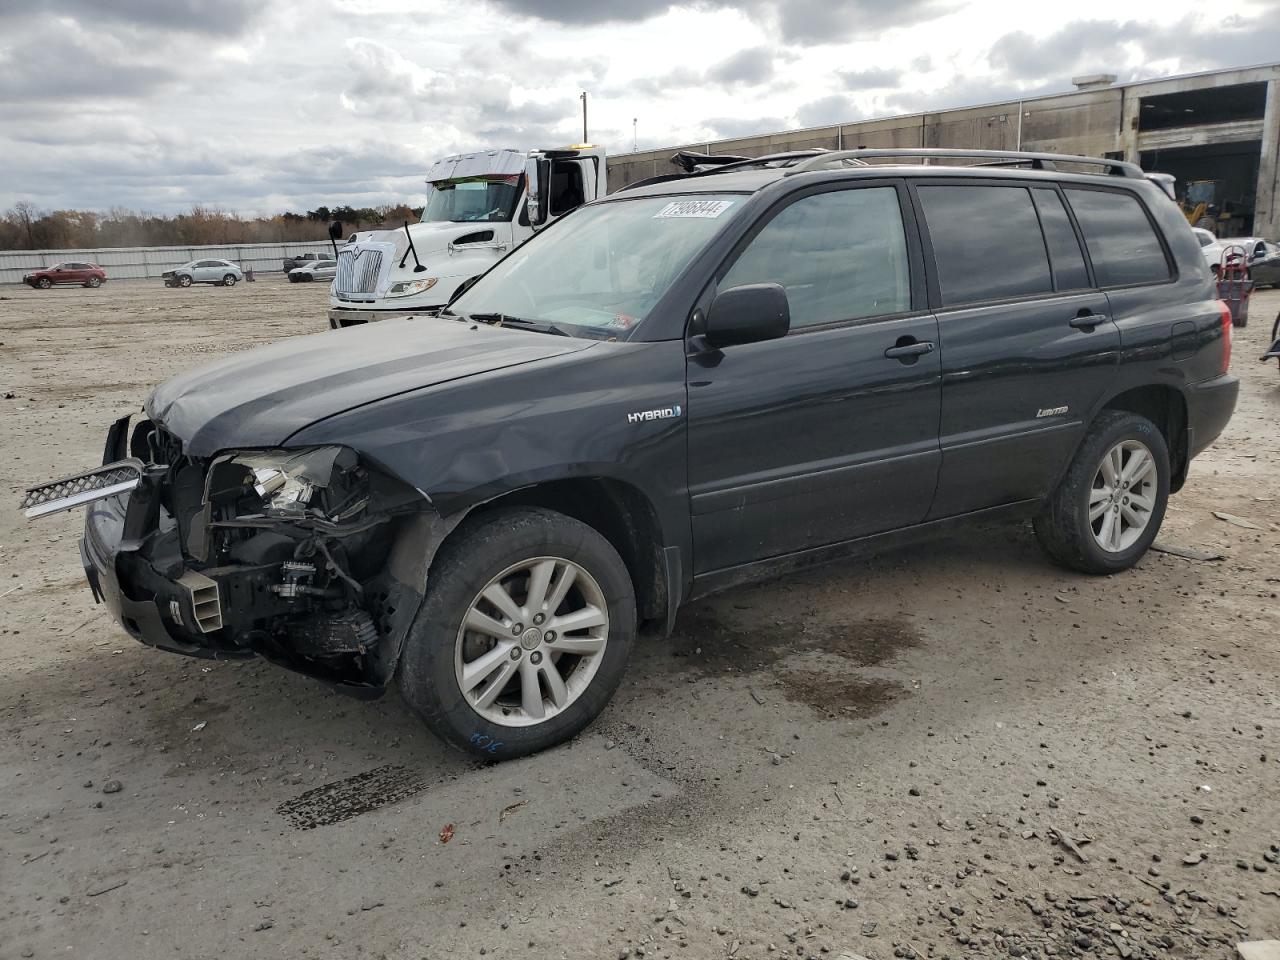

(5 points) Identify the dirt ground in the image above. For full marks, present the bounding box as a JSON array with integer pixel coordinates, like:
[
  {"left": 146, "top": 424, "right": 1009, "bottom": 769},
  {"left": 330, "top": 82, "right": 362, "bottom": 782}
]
[{"left": 1, "top": 277, "right": 1278, "bottom": 960}]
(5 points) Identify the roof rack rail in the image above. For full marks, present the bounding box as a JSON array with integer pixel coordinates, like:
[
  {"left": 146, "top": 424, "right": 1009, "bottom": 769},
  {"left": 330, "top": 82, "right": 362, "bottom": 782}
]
[
  {"left": 617, "top": 148, "right": 866, "bottom": 193},
  {"left": 784, "top": 148, "right": 1144, "bottom": 179}
]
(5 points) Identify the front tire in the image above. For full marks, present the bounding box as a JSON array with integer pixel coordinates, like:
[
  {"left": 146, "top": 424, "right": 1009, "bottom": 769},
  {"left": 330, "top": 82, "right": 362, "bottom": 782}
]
[
  {"left": 1034, "top": 410, "right": 1169, "bottom": 574},
  {"left": 37, "top": 277, "right": 51, "bottom": 289},
  {"left": 398, "top": 507, "right": 635, "bottom": 760},
  {"left": 178, "top": 274, "right": 193, "bottom": 287}
]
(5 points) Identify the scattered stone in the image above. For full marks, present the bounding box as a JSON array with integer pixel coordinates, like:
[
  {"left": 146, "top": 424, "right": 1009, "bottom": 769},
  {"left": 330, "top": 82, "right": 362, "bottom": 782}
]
[
  {"left": 101, "top": 780, "right": 122, "bottom": 795},
  {"left": 253, "top": 920, "right": 274, "bottom": 932}
]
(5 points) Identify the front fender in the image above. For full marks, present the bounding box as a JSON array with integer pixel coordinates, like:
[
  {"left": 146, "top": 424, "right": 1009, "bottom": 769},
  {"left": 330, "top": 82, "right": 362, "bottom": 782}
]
[{"left": 286, "top": 338, "right": 693, "bottom": 569}]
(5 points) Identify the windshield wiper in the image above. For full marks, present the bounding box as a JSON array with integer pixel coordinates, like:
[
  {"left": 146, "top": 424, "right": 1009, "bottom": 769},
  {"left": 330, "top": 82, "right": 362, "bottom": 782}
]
[{"left": 467, "top": 312, "right": 571, "bottom": 337}]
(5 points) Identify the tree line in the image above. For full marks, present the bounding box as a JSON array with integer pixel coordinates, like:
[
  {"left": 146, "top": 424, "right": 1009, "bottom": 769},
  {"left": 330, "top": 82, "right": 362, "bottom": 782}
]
[{"left": 0, "top": 202, "right": 422, "bottom": 251}]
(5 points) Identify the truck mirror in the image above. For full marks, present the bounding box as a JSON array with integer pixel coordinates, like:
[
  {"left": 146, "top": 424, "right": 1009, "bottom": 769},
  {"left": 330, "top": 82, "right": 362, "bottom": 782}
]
[
  {"left": 327, "top": 220, "right": 345, "bottom": 241},
  {"left": 525, "top": 157, "right": 549, "bottom": 227}
]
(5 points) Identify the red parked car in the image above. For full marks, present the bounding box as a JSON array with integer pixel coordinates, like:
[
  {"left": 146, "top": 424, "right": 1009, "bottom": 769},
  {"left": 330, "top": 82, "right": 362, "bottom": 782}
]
[{"left": 22, "top": 262, "right": 108, "bottom": 289}]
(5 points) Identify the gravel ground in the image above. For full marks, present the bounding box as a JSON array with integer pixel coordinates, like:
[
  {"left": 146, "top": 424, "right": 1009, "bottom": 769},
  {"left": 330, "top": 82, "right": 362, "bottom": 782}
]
[{"left": 1, "top": 277, "right": 1278, "bottom": 960}]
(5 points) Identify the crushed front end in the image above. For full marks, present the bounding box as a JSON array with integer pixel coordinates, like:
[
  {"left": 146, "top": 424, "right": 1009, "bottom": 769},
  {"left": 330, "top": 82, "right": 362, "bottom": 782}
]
[{"left": 72, "top": 416, "right": 437, "bottom": 695}]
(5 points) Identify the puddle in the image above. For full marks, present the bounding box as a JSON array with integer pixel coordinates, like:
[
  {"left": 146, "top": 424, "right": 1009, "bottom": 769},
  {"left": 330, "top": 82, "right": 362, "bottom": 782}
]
[
  {"left": 276, "top": 763, "right": 431, "bottom": 830},
  {"left": 664, "top": 609, "right": 921, "bottom": 716},
  {"left": 777, "top": 670, "right": 903, "bottom": 718},
  {"left": 668, "top": 608, "right": 922, "bottom": 673}
]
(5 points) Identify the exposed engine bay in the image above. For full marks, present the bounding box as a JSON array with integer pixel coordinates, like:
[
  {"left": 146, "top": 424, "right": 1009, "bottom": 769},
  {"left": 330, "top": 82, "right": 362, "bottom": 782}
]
[{"left": 99, "top": 417, "right": 438, "bottom": 692}]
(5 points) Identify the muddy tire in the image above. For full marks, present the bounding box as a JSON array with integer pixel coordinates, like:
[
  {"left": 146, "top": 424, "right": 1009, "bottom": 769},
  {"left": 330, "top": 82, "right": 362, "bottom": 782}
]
[
  {"left": 1033, "top": 410, "right": 1169, "bottom": 574},
  {"left": 398, "top": 507, "right": 635, "bottom": 760}
]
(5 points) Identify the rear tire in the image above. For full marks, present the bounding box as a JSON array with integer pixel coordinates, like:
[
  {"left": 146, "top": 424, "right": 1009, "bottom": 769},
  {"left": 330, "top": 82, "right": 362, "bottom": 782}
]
[
  {"left": 86, "top": 276, "right": 102, "bottom": 288},
  {"left": 398, "top": 506, "right": 635, "bottom": 760},
  {"left": 222, "top": 274, "right": 237, "bottom": 286},
  {"left": 1034, "top": 410, "right": 1169, "bottom": 574}
]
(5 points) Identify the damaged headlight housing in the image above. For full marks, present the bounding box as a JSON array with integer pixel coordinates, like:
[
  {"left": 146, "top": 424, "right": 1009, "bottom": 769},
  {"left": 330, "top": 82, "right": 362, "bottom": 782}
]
[
  {"left": 387, "top": 277, "right": 438, "bottom": 298},
  {"left": 211, "top": 446, "right": 369, "bottom": 522}
]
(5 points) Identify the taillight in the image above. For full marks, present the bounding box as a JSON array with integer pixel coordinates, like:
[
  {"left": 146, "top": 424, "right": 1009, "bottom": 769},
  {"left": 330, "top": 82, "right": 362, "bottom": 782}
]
[{"left": 1217, "top": 300, "right": 1232, "bottom": 373}]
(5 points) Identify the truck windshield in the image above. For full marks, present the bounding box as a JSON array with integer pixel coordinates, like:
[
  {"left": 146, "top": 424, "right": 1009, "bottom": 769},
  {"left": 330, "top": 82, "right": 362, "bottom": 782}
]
[
  {"left": 422, "top": 176, "right": 521, "bottom": 223},
  {"left": 451, "top": 194, "right": 744, "bottom": 333}
]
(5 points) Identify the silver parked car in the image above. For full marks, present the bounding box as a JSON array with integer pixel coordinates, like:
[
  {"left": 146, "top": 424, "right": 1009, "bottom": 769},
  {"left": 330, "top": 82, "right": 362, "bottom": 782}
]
[
  {"left": 288, "top": 260, "right": 337, "bottom": 283},
  {"left": 162, "top": 259, "right": 244, "bottom": 287}
]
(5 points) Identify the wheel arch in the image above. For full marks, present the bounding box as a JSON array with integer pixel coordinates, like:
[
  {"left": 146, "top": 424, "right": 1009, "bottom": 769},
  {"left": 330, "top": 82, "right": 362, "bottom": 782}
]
[
  {"left": 433, "top": 477, "right": 671, "bottom": 632},
  {"left": 1098, "top": 383, "right": 1189, "bottom": 492}
]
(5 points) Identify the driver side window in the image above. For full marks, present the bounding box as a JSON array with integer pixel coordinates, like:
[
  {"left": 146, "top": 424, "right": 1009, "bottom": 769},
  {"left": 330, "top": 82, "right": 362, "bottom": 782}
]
[
  {"left": 549, "top": 161, "right": 586, "bottom": 216},
  {"left": 720, "top": 187, "right": 911, "bottom": 329}
]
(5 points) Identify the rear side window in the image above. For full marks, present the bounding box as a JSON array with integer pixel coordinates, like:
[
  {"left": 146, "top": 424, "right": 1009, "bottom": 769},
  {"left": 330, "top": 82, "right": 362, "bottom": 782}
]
[
  {"left": 720, "top": 186, "right": 911, "bottom": 328},
  {"left": 917, "top": 185, "right": 1052, "bottom": 306},
  {"left": 1030, "top": 188, "right": 1090, "bottom": 291},
  {"left": 1064, "top": 188, "right": 1171, "bottom": 286}
]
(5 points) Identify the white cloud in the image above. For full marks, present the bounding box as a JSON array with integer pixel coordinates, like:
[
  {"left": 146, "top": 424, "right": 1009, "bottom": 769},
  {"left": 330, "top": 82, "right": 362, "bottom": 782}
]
[{"left": 0, "top": 0, "right": 1274, "bottom": 216}]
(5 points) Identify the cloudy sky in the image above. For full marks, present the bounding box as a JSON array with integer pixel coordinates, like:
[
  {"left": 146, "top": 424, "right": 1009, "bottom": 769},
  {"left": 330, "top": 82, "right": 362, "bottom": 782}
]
[{"left": 0, "top": 0, "right": 1277, "bottom": 216}]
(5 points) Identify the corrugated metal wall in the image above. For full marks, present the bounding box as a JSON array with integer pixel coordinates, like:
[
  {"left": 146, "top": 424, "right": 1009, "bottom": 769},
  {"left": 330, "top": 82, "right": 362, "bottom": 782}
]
[{"left": 0, "top": 241, "right": 335, "bottom": 284}]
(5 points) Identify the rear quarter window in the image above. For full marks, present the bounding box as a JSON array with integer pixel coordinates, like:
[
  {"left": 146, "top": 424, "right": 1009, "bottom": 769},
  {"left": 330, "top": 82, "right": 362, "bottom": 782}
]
[{"left": 1064, "top": 188, "right": 1171, "bottom": 287}]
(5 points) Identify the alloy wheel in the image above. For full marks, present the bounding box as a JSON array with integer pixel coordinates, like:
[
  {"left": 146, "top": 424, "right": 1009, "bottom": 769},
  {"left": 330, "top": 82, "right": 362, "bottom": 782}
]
[
  {"left": 1089, "top": 439, "right": 1157, "bottom": 553},
  {"left": 454, "top": 556, "right": 609, "bottom": 728}
]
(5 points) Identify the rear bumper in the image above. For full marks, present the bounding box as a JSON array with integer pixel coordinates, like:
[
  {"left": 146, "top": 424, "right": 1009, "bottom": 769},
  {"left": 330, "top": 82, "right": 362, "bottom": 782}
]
[
  {"left": 1185, "top": 373, "right": 1239, "bottom": 461},
  {"left": 327, "top": 304, "right": 441, "bottom": 329}
]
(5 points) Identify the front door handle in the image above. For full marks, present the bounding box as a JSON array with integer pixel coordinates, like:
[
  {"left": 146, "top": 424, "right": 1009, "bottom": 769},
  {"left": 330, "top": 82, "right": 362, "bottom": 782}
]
[
  {"left": 884, "top": 339, "right": 935, "bottom": 361},
  {"left": 1069, "top": 312, "right": 1108, "bottom": 330}
]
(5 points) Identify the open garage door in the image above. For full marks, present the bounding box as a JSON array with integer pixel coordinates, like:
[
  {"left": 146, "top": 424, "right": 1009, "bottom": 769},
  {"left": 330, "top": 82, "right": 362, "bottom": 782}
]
[{"left": 1141, "top": 142, "right": 1262, "bottom": 237}]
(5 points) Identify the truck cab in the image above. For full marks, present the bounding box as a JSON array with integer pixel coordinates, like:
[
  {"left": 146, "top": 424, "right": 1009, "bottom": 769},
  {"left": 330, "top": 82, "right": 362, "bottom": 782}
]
[{"left": 327, "top": 145, "right": 606, "bottom": 328}]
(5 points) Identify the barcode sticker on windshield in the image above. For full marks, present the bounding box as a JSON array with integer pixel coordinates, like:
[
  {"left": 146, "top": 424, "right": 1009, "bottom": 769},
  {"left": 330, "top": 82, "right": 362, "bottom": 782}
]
[{"left": 654, "top": 200, "right": 734, "bottom": 219}]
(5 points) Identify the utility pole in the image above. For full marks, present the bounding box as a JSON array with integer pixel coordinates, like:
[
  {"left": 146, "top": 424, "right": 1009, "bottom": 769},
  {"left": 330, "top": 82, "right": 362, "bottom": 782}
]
[
  {"left": 633, "top": 117, "right": 637, "bottom": 152},
  {"left": 580, "top": 91, "right": 588, "bottom": 143}
]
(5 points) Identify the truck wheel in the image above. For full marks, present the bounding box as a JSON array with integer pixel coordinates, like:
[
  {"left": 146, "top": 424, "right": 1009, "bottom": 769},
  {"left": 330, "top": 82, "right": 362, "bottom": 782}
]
[
  {"left": 37, "top": 277, "right": 52, "bottom": 289},
  {"left": 178, "top": 274, "right": 193, "bottom": 287},
  {"left": 222, "top": 274, "right": 238, "bottom": 286},
  {"left": 1033, "top": 410, "right": 1169, "bottom": 574},
  {"left": 398, "top": 506, "right": 635, "bottom": 760}
]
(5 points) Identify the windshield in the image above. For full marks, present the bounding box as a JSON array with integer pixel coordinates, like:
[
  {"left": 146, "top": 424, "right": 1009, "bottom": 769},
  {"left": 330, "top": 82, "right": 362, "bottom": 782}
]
[
  {"left": 422, "top": 175, "right": 522, "bottom": 223},
  {"left": 451, "top": 194, "right": 744, "bottom": 333}
]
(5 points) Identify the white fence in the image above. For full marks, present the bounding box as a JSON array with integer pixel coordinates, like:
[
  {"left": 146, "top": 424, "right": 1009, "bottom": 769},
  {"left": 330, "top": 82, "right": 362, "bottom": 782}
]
[{"left": 0, "top": 240, "right": 336, "bottom": 284}]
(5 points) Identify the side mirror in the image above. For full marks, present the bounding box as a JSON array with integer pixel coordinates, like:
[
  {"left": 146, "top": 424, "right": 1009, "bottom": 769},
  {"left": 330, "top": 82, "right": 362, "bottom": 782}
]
[
  {"left": 524, "top": 157, "right": 550, "bottom": 227},
  {"left": 703, "top": 283, "right": 790, "bottom": 348},
  {"left": 328, "top": 220, "right": 344, "bottom": 241}
]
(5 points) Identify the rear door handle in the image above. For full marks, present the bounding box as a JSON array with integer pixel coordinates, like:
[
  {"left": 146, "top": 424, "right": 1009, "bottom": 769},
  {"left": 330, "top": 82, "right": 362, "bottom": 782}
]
[
  {"left": 1069, "top": 312, "right": 1108, "bottom": 330},
  {"left": 884, "top": 340, "right": 935, "bottom": 360}
]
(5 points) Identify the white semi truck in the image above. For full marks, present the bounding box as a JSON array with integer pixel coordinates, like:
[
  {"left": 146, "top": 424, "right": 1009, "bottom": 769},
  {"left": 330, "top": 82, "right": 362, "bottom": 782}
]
[{"left": 327, "top": 145, "right": 607, "bottom": 327}]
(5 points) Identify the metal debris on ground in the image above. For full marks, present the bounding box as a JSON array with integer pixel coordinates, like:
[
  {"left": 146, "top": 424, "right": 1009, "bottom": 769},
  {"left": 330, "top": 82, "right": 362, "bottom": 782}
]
[
  {"left": 1151, "top": 542, "right": 1226, "bottom": 562},
  {"left": 439, "top": 823, "right": 455, "bottom": 844},
  {"left": 1213, "top": 512, "right": 1263, "bottom": 530},
  {"left": 500, "top": 799, "right": 528, "bottom": 822}
]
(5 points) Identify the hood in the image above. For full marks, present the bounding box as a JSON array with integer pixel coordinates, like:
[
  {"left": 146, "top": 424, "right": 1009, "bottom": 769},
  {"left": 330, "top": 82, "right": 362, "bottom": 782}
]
[
  {"left": 147, "top": 316, "right": 594, "bottom": 456},
  {"left": 353, "top": 220, "right": 508, "bottom": 261}
]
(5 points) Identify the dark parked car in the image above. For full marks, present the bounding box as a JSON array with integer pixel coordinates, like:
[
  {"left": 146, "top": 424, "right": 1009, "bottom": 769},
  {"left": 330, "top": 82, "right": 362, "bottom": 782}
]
[
  {"left": 283, "top": 252, "right": 328, "bottom": 272},
  {"left": 23, "top": 262, "right": 107, "bottom": 288},
  {"left": 25, "top": 149, "right": 1237, "bottom": 760}
]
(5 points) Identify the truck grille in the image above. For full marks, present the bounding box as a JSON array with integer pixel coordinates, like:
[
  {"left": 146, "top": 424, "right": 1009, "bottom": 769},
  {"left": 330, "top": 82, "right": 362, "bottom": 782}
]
[{"left": 334, "top": 248, "right": 383, "bottom": 299}]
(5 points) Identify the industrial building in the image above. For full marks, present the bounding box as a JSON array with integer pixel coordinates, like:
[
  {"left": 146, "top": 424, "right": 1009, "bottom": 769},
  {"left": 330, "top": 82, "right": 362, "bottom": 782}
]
[{"left": 606, "top": 62, "right": 1280, "bottom": 239}]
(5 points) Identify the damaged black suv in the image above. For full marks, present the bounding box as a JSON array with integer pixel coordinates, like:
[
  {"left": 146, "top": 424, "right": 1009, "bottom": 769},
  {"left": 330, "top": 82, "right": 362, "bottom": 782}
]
[{"left": 26, "top": 149, "right": 1238, "bottom": 759}]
